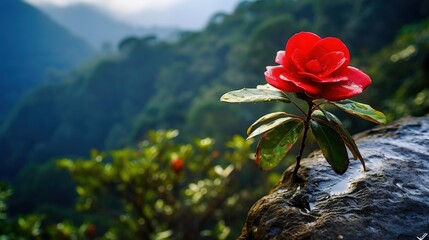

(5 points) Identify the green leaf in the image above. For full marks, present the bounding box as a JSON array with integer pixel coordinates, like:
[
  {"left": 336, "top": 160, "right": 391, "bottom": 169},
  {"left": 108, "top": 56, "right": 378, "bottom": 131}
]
[
  {"left": 247, "top": 117, "right": 299, "bottom": 140},
  {"left": 330, "top": 100, "right": 387, "bottom": 125},
  {"left": 255, "top": 120, "right": 304, "bottom": 171},
  {"left": 247, "top": 112, "right": 289, "bottom": 135},
  {"left": 247, "top": 112, "right": 301, "bottom": 136},
  {"left": 312, "top": 110, "right": 366, "bottom": 170},
  {"left": 310, "top": 119, "right": 349, "bottom": 174},
  {"left": 220, "top": 88, "right": 290, "bottom": 103},
  {"left": 256, "top": 84, "right": 279, "bottom": 90}
]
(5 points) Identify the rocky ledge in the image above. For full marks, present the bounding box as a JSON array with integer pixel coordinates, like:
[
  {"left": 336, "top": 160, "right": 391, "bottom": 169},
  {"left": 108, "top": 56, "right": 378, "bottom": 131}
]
[{"left": 239, "top": 116, "right": 429, "bottom": 240}]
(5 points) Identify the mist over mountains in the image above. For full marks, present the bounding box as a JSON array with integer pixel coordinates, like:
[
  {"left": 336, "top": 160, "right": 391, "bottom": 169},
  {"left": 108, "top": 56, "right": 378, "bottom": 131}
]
[{"left": 37, "top": 3, "right": 180, "bottom": 49}]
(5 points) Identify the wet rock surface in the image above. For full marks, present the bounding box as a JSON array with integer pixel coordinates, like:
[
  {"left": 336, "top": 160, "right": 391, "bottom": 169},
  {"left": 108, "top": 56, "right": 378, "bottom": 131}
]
[{"left": 239, "top": 116, "right": 429, "bottom": 240}]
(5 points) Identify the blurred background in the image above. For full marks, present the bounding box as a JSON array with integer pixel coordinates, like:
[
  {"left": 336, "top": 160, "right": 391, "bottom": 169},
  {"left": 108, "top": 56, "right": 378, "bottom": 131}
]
[{"left": 1, "top": 0, "right": 428, "bottom": 239}]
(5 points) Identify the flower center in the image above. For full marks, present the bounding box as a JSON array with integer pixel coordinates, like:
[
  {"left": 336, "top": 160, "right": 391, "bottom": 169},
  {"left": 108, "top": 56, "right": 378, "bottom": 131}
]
[{"left": 305, "top": 59, "right": 322, "bottom": 74}]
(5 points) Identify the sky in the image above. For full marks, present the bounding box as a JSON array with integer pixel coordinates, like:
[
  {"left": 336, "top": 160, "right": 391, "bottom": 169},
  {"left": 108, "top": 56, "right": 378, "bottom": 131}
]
[{"left": 25, "top": 0, "right": 243, "bottom": 29}]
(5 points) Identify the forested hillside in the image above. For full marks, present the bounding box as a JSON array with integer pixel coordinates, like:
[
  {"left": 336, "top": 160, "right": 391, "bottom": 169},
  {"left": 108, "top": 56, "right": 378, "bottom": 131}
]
[
  {"left": 1, "top": 0, "right": 428, "bottom": 180},
  {"left": 0, "top": 0, "right": 93, "bottom": 121}
]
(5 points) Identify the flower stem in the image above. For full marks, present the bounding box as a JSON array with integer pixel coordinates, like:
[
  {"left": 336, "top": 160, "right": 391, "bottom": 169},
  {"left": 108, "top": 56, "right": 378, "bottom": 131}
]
[
  {"left": 291, "top": 100, "right": 314, "bottom": 181},
  {"left": 287, "top": 95, "right": 308, "bottom": 116}
]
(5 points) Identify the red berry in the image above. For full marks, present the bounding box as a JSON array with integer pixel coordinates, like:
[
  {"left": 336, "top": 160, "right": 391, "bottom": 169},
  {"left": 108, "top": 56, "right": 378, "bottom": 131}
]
[
  {"left": 211, "top": 150, "right": 221, "bottom": 158},
  {"left": 170, "top": 158, "right": 184, "bottom": 173}
]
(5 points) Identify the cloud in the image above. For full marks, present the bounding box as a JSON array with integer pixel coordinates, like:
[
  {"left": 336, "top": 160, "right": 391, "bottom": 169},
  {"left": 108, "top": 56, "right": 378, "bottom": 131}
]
[
  {"left": 127, "top": 0, "right": 239, "bottom": 29},
  {"left": 25, "top": 0, "right": 241, "bottom": 29},
  {"left": 25, "top": 0, "right": 185, "bottom": 14}
]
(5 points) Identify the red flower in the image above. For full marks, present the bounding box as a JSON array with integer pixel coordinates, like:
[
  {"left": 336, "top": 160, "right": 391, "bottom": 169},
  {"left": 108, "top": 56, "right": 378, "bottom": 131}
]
[
  {"left": 264, "top": 32, "right": 371, "bottom": 101},
  {"left": 170, "top": 158, "right": 184, "bottom": 173}
]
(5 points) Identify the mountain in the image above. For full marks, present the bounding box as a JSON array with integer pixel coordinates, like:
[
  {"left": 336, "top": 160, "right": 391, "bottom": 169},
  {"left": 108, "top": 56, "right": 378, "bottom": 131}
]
[
  {"left": 37, "top": 3, "right": 179, "bottom": 49},
  {"left": 0, "top": 0, "right": 93, "bottom": 122}
]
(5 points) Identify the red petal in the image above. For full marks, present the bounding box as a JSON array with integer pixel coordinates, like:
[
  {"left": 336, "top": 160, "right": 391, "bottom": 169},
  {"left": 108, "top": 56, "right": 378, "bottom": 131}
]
[
  {"left": 309, "top": 37, "right": 350, "bottom": 67},
  {"left": 305, "top": 59, "right": 322, "bottom": 74},
  {"left": 319, "top": 52, "right": 347, "bottom": 77},
  {"left": 286, "top": 32, "right": 321, "bottom": 54},
  {"left": 285, "top": 32, "right": 321, "bottom": 64},
  {"left": 297, "top": 71, "right": 348, "bottom": 83},
  {"left": 264, "top": 66, "right": 303, "bottom": 92},
  {"left": 320, "top": 67, "right": 372, "bottom": 101},
  {"left": 279, "top": 71, "right": 322, "bottom": 96},
  {"left": 291, "top": 49, "right": 307, "bottom": 72},
  {"left": 275, "top": 51, "right": 285, "bottom": 65}
]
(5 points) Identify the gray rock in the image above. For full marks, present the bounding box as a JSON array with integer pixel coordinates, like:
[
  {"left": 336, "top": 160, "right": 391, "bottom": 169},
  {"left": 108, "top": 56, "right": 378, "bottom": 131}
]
[{"left": 239, "top": 116, "right": 429, "bottom": 240}]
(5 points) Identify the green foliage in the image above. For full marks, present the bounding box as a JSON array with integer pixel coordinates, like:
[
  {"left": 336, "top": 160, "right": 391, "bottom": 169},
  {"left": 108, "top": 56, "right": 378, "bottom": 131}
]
[
  {"left": 330, "top": 100, "right": 387, "bottom": 125},
  {"left": 0, "top": 130, "right": 269, "bottom": 239},
  {"left": 1, "top": 213, "right": 98, "bottom": 240},
  {"left": 312, "top": 110, "right": 365, "bottom": 169},
  {"left": 255, "top": 120, "right": 304, "bottom": 171},
  {"left": 309, "top": 119, "right": 349, "bottom": 174},
  {"left": 365, "top": 20, "right": 429, "bottom": 120},
  {"left": 184, "top": 87, "right": 246, "bottom": 145},
  {"left": 0, "top": 183, "right": 12, "bottom": 221},
  {"left": 246, "top": 112, "right": 297, "bottom": 137},
  {"left": 221, "top": 85, "right": 384, "bottom": 175},
  {"left": 53, "top": 130, "right": 263, "bottom": 239},
  {"left": 313, "top": 0, "right": 429, "bottom": 52},
  {"left": 9, "top": 162, "right": 76, "bottom": 216},
  {"left": 247, "top": 116, "right": 298, "bottom": 140},
  {"left": 221, "top": 88, "right": 290, "bottom": 103},
  {"left": 245, "top": 15, "right": 310, "bottom": 78}
]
